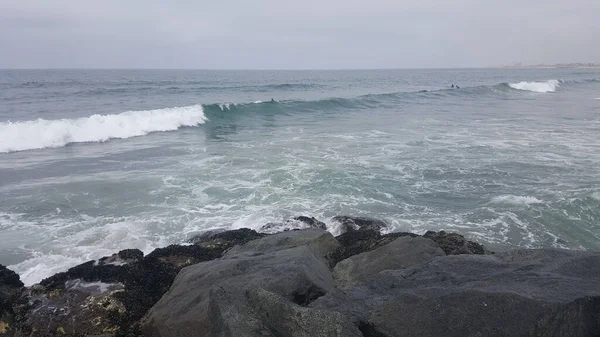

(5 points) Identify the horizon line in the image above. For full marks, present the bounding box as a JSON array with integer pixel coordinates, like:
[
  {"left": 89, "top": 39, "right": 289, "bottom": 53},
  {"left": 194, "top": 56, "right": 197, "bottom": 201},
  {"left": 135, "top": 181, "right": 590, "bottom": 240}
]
[{"left": 0, "top": 66, "right": 509, "bottom": 71}]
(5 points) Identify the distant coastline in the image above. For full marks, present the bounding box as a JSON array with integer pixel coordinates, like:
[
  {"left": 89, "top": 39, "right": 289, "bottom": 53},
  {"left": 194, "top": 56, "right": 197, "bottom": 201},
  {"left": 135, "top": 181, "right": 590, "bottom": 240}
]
[{"left": 501, "top": 62, "right": 600, "bottom": 69}]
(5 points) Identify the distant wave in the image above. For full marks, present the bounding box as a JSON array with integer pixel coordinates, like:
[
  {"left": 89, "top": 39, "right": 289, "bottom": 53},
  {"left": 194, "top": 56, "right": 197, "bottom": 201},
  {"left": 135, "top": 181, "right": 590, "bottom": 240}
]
[
  {"left": 508, "top": 80, "right": 560, "bottom": 93},
  {"left": 0, "top": 105, "right": 206, "bottom": 153},
  {"left": 490, "top": 195, "right": 543, "bottom": 206},
  {"left": 2, "top": 77, "right": 596, "bottom": 153}
]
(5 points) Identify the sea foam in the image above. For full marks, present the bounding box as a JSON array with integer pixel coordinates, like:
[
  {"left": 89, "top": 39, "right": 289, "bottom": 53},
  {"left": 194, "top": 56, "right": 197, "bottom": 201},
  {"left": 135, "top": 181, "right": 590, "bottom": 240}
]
[
  {"left": 0, "top": 104, "right": 207, "bottom": 153},
  {"left": 491, "top": 195, "right": 543, "bottom": 206},
  {"left": 508, "top": 80, "right": 560, "bottom": 93}
]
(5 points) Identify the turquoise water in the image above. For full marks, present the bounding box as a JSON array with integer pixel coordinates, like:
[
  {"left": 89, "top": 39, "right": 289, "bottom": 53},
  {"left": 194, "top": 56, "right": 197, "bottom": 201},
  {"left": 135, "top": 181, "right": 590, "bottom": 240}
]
[{"left": 1, "top": 69, "right": 599, "bottom": 285}]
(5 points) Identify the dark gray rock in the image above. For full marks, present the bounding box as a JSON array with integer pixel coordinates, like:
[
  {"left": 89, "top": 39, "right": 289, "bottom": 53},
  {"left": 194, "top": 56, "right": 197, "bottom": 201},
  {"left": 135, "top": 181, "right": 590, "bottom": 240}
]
[
  {"left": 314, "top": 249, "right": 600, "bottom": 337},
  {"left": 331, "top": 229, "right": 418, "bottom": 264},
  {"left": 259, "top": 216, "right": 327, "bottom": 234},
  {"left": 294, "top": 216, "right": 327, "bottom": 230},
  {"left": 332, "top": 216, "right": 389, "bottom": 234},
  {"left": 1, "top": 265, "right": 23, "bottom": 336},
  {"left": 14, "top": 242, "right": 224, "bottom": 336},
  {"left": 207, "top": 287, "right": 362, "bottom": 337},
  {"left": 333, "top": 236, "right": 445, "bottom": 288},
  {"left": 189, "top": 228, "right": 267, "bottom": 250},
  {"left": 97, "top": 248, "right": 144, "bottom": 266},
  {"left": 224, "top": 228, "right": 340, "bottom": 265},
  {"left": 423, "top": 230, "right": 488, "bottom": 255},
  {"left": 142, "top": 229, "right": 343, "bottom": 337}
]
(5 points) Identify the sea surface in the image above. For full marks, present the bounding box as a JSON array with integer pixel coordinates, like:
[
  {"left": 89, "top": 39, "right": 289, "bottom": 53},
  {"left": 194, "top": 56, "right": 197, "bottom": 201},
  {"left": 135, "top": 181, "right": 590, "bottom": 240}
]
[{"left": 1, "top": 69, "right": 599, "bottom": 285}]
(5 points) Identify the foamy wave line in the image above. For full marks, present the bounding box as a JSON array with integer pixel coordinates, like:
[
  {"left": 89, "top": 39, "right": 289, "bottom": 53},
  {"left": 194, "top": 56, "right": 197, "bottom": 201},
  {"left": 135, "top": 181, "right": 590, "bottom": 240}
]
[
  {"left": 508, "top": 80, "right": 560, "bottom": 93},
  {"left": 0, "top": 105, "right": 207, "bottom": 153},
  {"left": 490, "top": 195, "right": 543, "bottom": 206}
]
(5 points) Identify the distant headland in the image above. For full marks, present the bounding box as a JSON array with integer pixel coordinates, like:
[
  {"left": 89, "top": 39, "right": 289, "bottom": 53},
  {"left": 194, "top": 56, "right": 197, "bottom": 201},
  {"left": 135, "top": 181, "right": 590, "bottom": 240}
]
[{"left": 501, "top": 62, "right": 600, "bottom": 69}]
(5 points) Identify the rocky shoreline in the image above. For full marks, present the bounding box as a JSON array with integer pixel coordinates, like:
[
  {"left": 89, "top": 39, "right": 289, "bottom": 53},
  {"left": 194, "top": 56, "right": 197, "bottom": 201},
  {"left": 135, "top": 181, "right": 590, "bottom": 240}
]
[{"left": 1, "top": 216, "right": 599, "bottom": 337}]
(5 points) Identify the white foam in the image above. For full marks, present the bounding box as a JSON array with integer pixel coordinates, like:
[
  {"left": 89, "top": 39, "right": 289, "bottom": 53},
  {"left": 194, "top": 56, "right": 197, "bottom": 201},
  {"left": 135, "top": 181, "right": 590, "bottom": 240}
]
[
  {"left": 0, "top": 104, "right": 207, "bottom": 153},
  {"left": 508, "top": 80, "right": 560, "bottom": 93},
  {"left": 10, "top": 254, "right": 89, "bottom": 286},
  {"left": 218, "top": 103, "right": 233, "bottom": 111},
  {"left": 65, "top": 279, "right": 122, "bottom": 294},
  {"left": 490, "top": 195, "right": 543, "bottom": 206}
]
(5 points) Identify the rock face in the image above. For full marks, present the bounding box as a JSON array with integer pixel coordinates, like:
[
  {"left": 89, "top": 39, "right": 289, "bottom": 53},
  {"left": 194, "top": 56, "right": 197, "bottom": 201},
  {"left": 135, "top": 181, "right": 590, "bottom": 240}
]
[
  {"left": 5, "top": 216, "right": 600, "bottom": 337},
  {"left": 314, "top": 249, "right": 600, "bottom": 337},
  {"left": 0, "top": 265, "right": 23, "bottom": 336},
  {"left": 189, "top": 228, "right": 267, "bottom": 249},
  {"left": 333, "top": 236, "right": 445, "bottom": 288},
  {"left": 142, "top": 229, "right": 351, "bottom": 337},
  {"left": 10, "top": 229, "right": 265, "bottom": 336}
]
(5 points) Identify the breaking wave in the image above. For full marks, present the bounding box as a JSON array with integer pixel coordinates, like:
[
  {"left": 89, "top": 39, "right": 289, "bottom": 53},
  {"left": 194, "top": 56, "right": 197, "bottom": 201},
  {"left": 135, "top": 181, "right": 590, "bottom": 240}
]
[
  {"left": 2, "top": 77, "right": 596, "bottom": 153},
  {"left": 508, "top": 80, "right": 560, "bottom": 93},
  {"left": 0, "top": 105, "right": 207, "bottom": 153}
]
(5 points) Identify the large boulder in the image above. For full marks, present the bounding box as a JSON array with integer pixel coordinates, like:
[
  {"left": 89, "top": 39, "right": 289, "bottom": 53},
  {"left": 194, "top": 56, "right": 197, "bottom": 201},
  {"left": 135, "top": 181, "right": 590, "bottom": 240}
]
[
  {"left": 0, "top": 265, "right": 23, "bottom": 336},
  {"left": 189, "top": 228, "right": 267, "bottom": 249},
  {"left": 208, "top": 287, "right": 363, "bottom": 337},
  {"left": 142, "top": 229, "right": 347, "bottom": 337},
  {"left": 333, "top": 236, "right": 445, "bottom": 288},
  {"left": 313, "top": 248, "right": 600, "bottom": 337}
]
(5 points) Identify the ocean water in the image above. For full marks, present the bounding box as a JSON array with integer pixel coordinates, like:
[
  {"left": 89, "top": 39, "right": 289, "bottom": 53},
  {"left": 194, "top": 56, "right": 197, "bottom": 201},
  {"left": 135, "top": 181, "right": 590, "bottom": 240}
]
[{"left": 1, "top": 69, "right": 599, "bottom": 285}]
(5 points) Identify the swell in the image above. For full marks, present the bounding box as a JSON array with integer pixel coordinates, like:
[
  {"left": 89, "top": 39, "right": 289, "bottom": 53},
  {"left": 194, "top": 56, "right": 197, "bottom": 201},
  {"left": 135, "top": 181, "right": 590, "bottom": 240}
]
[
  {"left": 12, "top": 81, "right": 325, "bottom": 93},
  {"left": 0, "top": 105, "right": 207, "bottom": 153},
  {"left": 2, "top": 77, "right": 596, "bottom": 153}
]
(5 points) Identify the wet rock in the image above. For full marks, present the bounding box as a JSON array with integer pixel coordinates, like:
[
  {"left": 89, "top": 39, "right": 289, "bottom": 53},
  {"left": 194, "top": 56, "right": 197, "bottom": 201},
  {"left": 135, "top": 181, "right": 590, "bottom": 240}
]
[
  {"left": 97, "top": 249, "right": 144, "bottom": 266},
  {"left": 423, "top": 230, "right": 489, "bottom": 255},
  {"left": 0, "top": 265, "right": 23, "bottom": 336},
  {"left": 12, "top": 280, "right": 126, "bottom": 337},
  {"left": 332, "top": 229, "right": 418, "bottom": 264},
  {"left": 189, "top": 228, "right": 266, "bottom": 250},
  {"left": 294, "top": 216, "right": 327, "bottom": 230},
  {"left": 331, "top": 216, "right": 389, "bottom": 234},
  {"left": 259, "top": 216, "right": 327, "bottom": 234},
  {"left": 16, "top": 245, "right": 224, "bottom": 336},
  {"left": 333, "top": 236, "right": 445, "bottom": 288},
  {"left": 142, "top": 229, "right": 342, "bottom": 337}
]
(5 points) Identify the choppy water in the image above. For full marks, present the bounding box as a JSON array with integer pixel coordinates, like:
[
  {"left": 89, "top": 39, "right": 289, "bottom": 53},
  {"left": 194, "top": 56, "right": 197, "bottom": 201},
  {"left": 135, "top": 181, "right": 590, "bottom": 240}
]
[{"left": 1, "top": 69, "right": 599, "bottom": 285}]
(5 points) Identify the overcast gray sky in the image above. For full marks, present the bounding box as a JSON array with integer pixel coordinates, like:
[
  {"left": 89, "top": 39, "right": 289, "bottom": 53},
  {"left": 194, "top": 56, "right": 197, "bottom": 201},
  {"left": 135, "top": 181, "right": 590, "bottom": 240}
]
[{"left": 1, "top": 0, "right": 599, "bottom": 69}]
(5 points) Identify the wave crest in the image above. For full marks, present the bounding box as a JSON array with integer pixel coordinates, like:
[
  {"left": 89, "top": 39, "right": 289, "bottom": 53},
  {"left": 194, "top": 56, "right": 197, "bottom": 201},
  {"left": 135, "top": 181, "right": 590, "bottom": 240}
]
[
  {"left": 0, "top": 105, "right": 207, "bottom": 153},
  {"left": 508, "top": 80, "right": 560, "bottom": 93}
]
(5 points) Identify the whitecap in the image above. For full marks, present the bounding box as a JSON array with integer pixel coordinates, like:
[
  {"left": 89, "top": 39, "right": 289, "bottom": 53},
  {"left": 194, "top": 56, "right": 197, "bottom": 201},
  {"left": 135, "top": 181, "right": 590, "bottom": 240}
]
[
  {"left": 0, "top": 104, "right": 207, "bottom": 153},
  {"left": 508, "top": 80, "right": 560, "bottom": 93},
  {"left": 490, "top": 195, "right": 544, "bottom": 206}
]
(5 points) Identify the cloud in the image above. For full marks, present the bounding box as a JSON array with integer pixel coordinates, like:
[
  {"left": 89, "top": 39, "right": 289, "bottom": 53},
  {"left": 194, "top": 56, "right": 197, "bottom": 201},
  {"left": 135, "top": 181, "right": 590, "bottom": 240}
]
[{"left": 0, "top": 0, "right": 598, "bottom": 68}]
